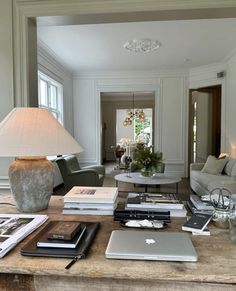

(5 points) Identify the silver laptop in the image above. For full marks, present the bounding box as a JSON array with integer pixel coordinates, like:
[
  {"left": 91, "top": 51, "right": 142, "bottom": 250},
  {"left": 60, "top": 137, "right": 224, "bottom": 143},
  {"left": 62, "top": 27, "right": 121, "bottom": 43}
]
[{"left": 105, "top": 230, "right": 198, "bottom": 262}]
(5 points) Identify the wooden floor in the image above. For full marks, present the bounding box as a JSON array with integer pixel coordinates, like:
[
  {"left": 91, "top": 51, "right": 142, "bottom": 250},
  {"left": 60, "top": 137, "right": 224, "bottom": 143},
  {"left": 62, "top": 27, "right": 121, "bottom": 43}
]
[{"left": 53, "top": 162, "right": 192, "bottom": 201}]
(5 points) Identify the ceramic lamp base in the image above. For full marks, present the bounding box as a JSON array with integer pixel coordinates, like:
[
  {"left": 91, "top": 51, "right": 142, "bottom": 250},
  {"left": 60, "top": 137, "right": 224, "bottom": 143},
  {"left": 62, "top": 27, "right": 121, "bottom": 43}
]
[{"left": 8, "top": 157, "right": 54, "bottom": 212}]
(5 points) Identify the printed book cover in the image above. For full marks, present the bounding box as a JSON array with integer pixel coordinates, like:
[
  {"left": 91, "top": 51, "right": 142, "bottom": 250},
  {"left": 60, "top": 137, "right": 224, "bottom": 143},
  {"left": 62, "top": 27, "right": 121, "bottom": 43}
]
[
  {"left": 0, "top": 214, "right": 48, "bottom": 258},
  {"left": 126, "top": 193, "right": 183, "bottom": 209},
  {"left": 64, "top": 186, "right": 118, "bottom": 204},
  {"left": 47, "top": 221, "right": 81, "bottom": 240},
  {"left": 182, "top": 213, "right": 212, "bottom": 233}
]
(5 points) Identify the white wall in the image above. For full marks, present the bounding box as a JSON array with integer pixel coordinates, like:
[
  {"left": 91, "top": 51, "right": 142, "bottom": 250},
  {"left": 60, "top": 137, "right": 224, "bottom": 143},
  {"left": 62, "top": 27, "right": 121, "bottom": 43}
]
[
  {"left": 225, "top": 54, "right": 236, "bottom": 158},
  {"left": 73, "top": 71, "right": 188, "bottom": 177},
  {"left": 37, "top": 43, "right": 74, "bottom": 134},
  {"left": 0, "top": 0, "right": 14, "bottom": 192}
]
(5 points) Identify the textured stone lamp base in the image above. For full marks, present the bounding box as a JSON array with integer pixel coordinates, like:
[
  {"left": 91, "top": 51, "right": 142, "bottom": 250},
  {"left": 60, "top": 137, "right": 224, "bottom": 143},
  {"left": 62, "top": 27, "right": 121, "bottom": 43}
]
[{"left": 8, "top": 157, "right": 54, "bottom": 212}]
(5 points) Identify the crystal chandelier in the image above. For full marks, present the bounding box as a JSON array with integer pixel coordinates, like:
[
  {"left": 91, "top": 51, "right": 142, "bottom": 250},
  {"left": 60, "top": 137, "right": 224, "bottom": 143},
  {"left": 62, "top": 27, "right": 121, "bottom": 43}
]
[{"left": 123, "top": 93, "right": 145, "bottom": 126}]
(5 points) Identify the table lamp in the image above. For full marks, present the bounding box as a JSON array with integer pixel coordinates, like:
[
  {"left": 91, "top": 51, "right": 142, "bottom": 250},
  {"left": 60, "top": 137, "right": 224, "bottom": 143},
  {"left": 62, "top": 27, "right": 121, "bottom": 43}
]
[{"left": 0, "top": 107, "right": 83, "bottom": 212}]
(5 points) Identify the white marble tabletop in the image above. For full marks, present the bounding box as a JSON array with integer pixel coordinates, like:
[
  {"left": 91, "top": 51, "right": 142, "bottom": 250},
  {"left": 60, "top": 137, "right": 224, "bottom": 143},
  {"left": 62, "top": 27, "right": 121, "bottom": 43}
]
[{"left": 114, "top": 172, "right": 181, "bottom": 185}]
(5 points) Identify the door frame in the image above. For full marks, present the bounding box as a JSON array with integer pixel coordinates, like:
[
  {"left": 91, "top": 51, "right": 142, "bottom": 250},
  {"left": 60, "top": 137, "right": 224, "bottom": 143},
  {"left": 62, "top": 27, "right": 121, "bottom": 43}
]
[{"left": 188, "top": 85, "right": 222, "bottom": 171}]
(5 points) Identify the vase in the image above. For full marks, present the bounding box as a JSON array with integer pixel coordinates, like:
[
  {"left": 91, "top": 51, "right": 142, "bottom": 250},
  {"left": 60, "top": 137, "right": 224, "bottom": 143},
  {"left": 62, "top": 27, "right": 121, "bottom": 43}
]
[{"left": 140, "top": 167, "right": 153, "bottom": 177}]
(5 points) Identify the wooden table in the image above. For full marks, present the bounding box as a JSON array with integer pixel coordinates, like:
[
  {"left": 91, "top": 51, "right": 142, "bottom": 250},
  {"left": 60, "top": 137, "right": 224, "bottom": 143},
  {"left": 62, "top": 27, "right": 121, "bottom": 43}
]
[{"left": 0, "top": 195, "right": 236, "bottom": 291}]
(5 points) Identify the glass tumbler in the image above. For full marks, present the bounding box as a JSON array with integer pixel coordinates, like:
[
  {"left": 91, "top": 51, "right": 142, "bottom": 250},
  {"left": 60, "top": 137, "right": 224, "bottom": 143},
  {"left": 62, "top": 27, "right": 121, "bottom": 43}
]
[{"left": 229, "top": 194, "right": 236, "bottom": 242}]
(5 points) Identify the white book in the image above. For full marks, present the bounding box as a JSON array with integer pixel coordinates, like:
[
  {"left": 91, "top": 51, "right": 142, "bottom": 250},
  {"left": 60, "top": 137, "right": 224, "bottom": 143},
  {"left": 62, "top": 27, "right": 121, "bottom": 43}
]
[
  {"left": 192, "top": 227, "right": 210, "bottom": 236},
  {"left": 62, "top": 208, "right": 114, "bottom": 215},
  {"left": 168, "top": 206, "right": 187, "bottom": 217},
  {"left": 64, "top": 186, "right": 118, "bottom": 204},
  {"left": 64, "top": 202, "right": 116, "bottom": 210},
  {"left": 0, "top": 214, "right": 48, "bottom": 258}
]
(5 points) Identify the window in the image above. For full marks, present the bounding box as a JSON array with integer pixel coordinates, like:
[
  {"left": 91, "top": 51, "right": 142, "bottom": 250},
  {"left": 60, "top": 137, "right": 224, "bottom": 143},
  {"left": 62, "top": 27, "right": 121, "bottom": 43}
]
[
  {"left": 38, "top": 72, "right": 63, "bottom": 124},
  {"left": 116, "top": 108, "right": 153, "bottom": 146}
]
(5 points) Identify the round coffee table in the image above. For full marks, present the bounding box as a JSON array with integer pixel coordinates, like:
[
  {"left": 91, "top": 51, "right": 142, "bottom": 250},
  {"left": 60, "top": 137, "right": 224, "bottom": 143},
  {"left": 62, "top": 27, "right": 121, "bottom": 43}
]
[{"left": 114, "top": 172, "right": 181, "bottom": 194}]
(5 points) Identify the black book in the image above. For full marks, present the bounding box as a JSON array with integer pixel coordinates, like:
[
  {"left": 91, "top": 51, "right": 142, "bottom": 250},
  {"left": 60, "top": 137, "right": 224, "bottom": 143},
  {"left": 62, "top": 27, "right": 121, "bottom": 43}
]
[
  {"left": 114, "top": 208, "right": 171, "bottom": 223},
  {"left": 21, "top": 221, "right": 100, "bottom": 259},
  {"left": 37, "top": 225, "right": 86, "bottom": 248},
  {"left": 182, "top": 213, "right": 212, "bottom": 233}
]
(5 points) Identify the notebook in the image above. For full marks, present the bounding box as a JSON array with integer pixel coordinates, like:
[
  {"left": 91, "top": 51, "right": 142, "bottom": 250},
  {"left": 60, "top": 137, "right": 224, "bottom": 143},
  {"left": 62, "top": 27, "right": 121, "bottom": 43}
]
[
  {"left": 21, "top": 221, "right": 100, "bottom": 258},
  {"left": 105, "top": 230, "right": 198, "bottom": 262}
]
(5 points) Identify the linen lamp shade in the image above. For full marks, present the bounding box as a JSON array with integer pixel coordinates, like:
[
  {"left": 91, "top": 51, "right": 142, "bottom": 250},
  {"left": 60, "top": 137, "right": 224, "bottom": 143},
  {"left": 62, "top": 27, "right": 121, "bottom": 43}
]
[{"left": 0, "top": 107, "right": 83, "bottom": 212}]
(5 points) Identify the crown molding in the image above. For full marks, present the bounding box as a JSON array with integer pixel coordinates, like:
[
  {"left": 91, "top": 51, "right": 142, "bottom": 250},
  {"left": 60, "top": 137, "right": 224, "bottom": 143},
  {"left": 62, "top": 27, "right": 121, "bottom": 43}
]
[
  {"left": 73, "top": 69, "right": 188, "bottom": 80},
  {"left": 38, "top": 40, "right": 73, "bottom": 78},
  {"left": 15, "top": 0, "right": 236, "bottom": 16}
]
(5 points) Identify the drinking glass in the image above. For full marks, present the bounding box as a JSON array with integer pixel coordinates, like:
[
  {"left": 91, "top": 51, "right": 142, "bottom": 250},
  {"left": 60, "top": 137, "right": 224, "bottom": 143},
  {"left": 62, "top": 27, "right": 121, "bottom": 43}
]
[{"left": 229, "top": 194, "right": 236, "bottom": 242}]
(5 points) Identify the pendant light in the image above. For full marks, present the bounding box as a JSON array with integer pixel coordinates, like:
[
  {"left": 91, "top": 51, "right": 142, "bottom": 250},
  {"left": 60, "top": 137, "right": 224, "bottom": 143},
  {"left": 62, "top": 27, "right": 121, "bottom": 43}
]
[{"left": 123, "top": 93, "right": 145, "bottom": 126}]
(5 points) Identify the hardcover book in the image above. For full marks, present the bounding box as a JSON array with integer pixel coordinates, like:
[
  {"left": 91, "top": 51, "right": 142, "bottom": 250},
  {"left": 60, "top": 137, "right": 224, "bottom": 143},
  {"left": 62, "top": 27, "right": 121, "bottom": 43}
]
[
  {"left": 64, "top": 202, "right": 116, "bottom": 210},
  {"left": 47, "top": 221, "right": 81, "bottom": 240},
  {"left": 192, "top": 227, "right": 211, "bottom": 236},
  {"left": 182, "top": 213, "right": 212, "bottom": 233},
  {"left": 190, "top": 194, "right": 214, "bottom": 211},
  {"left": 64, "top": 186, "right": 118, "bottom": 204},
  {"left": 126, "top": 193, "right": 183, "bottom": 210},
  {"left": 37, "top": 225, "right": 86, "bottom": 248},
  {"left": 63, "top": 208, "right": 114, "bottom": 215},
  {"left": 187, "top": 200, "right": 213, "bottom": 215}
]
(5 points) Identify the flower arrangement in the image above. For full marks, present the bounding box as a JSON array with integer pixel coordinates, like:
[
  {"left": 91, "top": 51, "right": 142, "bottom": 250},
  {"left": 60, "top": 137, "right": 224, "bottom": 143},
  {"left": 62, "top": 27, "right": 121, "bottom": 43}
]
[{"left": 135, "top": 146, "right": 163, "bottom": 176}]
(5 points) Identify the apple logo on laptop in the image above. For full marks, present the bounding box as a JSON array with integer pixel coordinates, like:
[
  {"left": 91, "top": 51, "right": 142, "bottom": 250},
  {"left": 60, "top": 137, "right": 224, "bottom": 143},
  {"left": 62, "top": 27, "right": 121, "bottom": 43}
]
[{"left": 145, "top": 238, "right": 156, "bottom": 245}]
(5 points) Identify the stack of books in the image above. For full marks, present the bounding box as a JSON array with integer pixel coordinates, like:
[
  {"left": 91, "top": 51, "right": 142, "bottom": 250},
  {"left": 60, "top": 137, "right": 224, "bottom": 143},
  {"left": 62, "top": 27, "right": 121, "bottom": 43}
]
[
  {"left": 21, "top": 220, "right": 100, "bottom": 269},
  {"left": 182, "top": 213, "right": 212, "bottom": 235},
  {"left": 124, "top": 192, "right": 187, "bottom": 218},
  {"left": 187, "top": 194, "right": 214, "bottom": 215},
  {"left": 62, "top": 186, "right": 118, "bottom": 215}
]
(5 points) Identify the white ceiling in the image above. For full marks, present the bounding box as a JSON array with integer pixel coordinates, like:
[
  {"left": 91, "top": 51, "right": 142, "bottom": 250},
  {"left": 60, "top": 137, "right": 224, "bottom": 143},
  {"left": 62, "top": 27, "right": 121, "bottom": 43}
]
[{"left": 37, "top": 18, "right": 236, "bottom": 73}]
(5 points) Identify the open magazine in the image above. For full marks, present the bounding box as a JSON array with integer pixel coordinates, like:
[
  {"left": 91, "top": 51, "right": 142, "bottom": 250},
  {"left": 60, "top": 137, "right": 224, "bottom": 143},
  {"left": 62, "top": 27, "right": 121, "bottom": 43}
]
[{"left": 0, "top": 214, "right": 48, "bottom": 258}]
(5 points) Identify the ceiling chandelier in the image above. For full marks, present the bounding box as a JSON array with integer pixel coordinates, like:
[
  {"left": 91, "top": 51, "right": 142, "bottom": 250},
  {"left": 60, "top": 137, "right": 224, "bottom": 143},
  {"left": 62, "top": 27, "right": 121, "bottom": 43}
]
[
  {"left": 123, "top": 38, "right": 161, "bottom": 53},
  {"left": 123, "top": 93, "right": 145, "bottom": 126}
]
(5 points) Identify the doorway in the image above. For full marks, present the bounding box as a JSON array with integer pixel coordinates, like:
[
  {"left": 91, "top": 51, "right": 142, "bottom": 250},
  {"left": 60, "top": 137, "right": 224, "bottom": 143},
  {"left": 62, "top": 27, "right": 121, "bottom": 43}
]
[
  {"left": 101, "top": 92, "right": 155, "bottom": 163},
  {"left": 188, "top": 85, "right": 221, "bottom": 167}
]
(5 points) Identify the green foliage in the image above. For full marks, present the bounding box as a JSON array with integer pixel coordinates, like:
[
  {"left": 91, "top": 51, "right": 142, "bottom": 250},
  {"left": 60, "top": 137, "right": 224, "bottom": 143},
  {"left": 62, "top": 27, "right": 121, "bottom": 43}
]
[
  {"left": 135, "top": 119, "right": 151, "bottom": 140},
  {"left": 135, "top": 146, "right": 162, "bottom": 169}
]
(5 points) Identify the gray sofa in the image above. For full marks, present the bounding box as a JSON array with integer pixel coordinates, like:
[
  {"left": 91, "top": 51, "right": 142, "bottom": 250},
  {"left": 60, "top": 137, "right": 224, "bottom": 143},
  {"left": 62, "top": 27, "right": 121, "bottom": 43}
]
[{"left": 190, "top": 158, "right": 236, "bottom": 196}]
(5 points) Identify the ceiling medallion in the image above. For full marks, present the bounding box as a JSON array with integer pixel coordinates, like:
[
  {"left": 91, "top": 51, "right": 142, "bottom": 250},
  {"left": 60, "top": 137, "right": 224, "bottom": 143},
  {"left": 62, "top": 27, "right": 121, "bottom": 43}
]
[{"left": 123, "top": 38, "right": 161, "bottom": 53}]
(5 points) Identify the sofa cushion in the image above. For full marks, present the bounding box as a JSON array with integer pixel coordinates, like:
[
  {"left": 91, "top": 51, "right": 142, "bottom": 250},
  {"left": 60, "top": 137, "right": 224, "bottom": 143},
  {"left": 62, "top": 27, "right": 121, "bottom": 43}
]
[
  {"left": 191, "top": 170, "right": 236, "bottom": 193},
  {"left": 223, "top": 158, "right": 236, "bottom": 176},
  {"left": 201, "top": 155, "right": 228, "bottom": 175},
  {"left": 231, "top": 163, "right": 236, "bottom": 180},
  {"left": 191, "top": 171, "right": 231, "bottom": 188}
]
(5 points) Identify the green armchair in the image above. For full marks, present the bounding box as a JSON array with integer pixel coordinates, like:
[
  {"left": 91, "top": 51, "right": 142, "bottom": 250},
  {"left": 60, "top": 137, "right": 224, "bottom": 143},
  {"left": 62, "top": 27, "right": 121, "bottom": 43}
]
[{"left": 56, "top": 155, "right": 105, "bottom": 191}]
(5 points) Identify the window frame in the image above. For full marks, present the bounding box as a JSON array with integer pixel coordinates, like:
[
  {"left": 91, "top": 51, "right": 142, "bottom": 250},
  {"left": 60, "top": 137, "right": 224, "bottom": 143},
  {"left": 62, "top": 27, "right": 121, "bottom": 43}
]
[{"left": 38, "top": 71, "right": 64, "bottom": 125}]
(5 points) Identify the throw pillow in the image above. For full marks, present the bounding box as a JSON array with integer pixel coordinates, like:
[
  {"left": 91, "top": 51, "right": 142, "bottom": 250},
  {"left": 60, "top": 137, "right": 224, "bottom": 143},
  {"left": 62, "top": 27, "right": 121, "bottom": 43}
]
[
  {"left": 223, "top": 158, "right": 236, "bottom": 176},
  {"left": 201, "top": 155, "right": 228, "bottom": 175}
]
